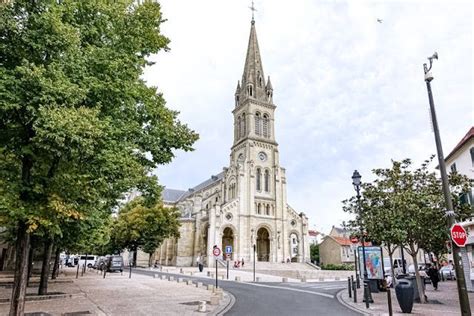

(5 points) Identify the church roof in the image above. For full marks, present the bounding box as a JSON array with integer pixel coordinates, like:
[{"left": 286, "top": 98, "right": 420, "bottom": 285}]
[
  {"left": 162, "top": 188, "right": 186, "bottom": 203},
  {"left": 162, "top": 171, "right": 225, "bottom": 203}
]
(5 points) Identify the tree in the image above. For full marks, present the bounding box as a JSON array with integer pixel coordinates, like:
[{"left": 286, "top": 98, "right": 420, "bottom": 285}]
[
  {"left": 310, "top": 243, "right": 320, "bottom": 265},
  {"left": 111, "top": 197, "right": 181, "bottom": 267},
  {"left": 343, "top": 158, "right": 472, "bottom": 303},
  {"left": 0, "top": 1, "right": 198, "bottom": 314}
]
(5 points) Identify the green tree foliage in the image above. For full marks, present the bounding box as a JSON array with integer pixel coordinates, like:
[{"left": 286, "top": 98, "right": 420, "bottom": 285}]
[
  {"left": 111, "top": 197, "right": 181, "bottom": 267},
  {"left": 343, "top": 157, "right": 472, "bottom": 303},
  {"left": 310, "top": 243, "right": 320, "bottom": 265},
  {"left": 0, "top": 1, "right": 198, "bottom": 313}
]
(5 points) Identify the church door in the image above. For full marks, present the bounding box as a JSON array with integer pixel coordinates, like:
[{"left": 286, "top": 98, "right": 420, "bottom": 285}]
[
  {"left": 257, "top": 228, "right": 270, "bottom": 262},
  {"left": 222, "top": 227, "right": 234, "bottom": 261}
]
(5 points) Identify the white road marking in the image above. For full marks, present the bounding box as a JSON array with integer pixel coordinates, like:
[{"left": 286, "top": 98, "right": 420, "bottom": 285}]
[{"left": 245, "top": 282, "right": 335, "bottom": 299}]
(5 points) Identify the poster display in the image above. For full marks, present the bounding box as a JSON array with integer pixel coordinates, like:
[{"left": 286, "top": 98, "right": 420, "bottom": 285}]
[{"left": 358, "top": 246, "right": 384, "bottom": 280}]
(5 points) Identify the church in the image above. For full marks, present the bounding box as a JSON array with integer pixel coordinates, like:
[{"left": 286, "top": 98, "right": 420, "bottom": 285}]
[{"left": 155, "top": 18, "right": 310, "bottom": 267}]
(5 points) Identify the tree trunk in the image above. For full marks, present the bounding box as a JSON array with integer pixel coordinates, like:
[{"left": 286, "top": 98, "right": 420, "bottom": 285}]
[
  {"left": 26, "top": 243, "right": 34, "bottom": 287},
  {"left": 133, "top": 248, "right": 137, "bottom": 268},
  {"left": 38, "top": 238, "right": 53, "bottom": 295},
  {"left": 410, "top": 245, "right": 426, "bottom": 303},
  {"left": 388, "top": 249, "right": 396, "bottom": 286},
  {"left": 51, "top": 246, "right": 61, "bottom": 280},
  {"left": 9, "top": 222, "right": 31, "bottom": 316}
]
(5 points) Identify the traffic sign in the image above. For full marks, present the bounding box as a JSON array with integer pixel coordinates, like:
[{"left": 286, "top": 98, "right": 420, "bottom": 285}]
[
  {"left": 213, "top": 247, "right": 221, "bottom": 257},
  {"left": 225, "top": 245, "right": 232, "bottom": 254},
  {"left": 350, "top": 236, "right": 359, "bottom": 244},
  {"left": 451, "top": 224, "right": 467, "bottom": 247}
]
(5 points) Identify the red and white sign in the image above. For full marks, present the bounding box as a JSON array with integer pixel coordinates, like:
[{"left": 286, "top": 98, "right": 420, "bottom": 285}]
[
  {"left": 213, "top": 247, "right": 221, "bottom": 257},
  {"left": 350, "top": 236, "right": 359, "bottom": 244},
  {"left": 451, "top": 224, "right": 467, "bottom": 247}
]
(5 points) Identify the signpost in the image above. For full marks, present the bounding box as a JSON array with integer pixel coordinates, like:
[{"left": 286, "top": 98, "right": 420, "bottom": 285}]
[
  {"left": 213, "top": 246, "right": 221, "bottom": 288},
  {"left": 451, "top": 224, "right": 467, "bottom": 247},
  {"left": 351, "top": 236, "right": 360, "bottom": 288}
]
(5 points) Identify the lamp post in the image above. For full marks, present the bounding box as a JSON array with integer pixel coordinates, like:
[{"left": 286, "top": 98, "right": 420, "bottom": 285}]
[
  {"left": 423, "top": 53, "right": 471, "bottom": 315},
  {"left": 352, "top": 170, "right": 373, "bottom": 304}
]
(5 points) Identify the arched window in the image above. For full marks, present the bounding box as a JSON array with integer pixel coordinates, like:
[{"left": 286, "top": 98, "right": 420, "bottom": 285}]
[
  {"left": 256, "top": 168, "right": 262, "bottom": 191},
  {"left": 255, "top": 112, "right": 261, "bottom": 135},
  {"left": 266, "top": 204, "right": 270, "bottom": 215},
  {"left": 241, "top": 113, "right": 246, "bottom": 137},
  {"left": 235, "top": 95, "right": 239, "bottom": 106},
  {"left": 263, "top": 114, "right": 269, "bottom": 138},
  {"left": 264, "top": 169, "right": 270, "bottom": 192},
  {"left": 257, "top": 203, "right": 261, "bottom": 215},
  {"left": 237, "top": 116, "right": 241, "bottom": 139},
  {"left": 248, "top": 85, "right": 253, "bottom": 97}
]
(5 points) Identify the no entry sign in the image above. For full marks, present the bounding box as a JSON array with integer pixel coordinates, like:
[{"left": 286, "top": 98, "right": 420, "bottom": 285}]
[
  {"left": 213, "top": 247, "right": 221, "bottom": 257},
  {"left": 451, "top": 224, "right": 467, "bottom": 247}
]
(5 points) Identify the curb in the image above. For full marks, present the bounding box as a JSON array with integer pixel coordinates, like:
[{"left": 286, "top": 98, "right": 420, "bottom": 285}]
[
  {"left": 336, "top": 289, "right": 370, "bottom": 316},
  {"left": 209, "top": 290, "right": 236, "bottom": 316}
]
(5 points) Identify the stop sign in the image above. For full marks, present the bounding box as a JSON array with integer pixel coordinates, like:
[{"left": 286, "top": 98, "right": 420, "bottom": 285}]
[{"left": 451, "top": 224, "right": 467, "bottom": 247}]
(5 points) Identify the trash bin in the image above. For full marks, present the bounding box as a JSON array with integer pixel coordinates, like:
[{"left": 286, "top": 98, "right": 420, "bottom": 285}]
[
  {"left": 405, "top": 275, "right": 425, "bottom": 303},
  {"left": 395, "top": 279, "right": 414, "bottom": 313}
]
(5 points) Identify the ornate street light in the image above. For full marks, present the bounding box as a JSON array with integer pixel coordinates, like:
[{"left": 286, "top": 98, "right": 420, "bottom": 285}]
[{"left": 351, "top": 170, "right": 373, "bottom": 305}]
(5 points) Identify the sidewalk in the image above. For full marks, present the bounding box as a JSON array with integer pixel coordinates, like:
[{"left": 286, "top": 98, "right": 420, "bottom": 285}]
[
  {"left": 338, "top": 279, "right": 474, "bottom": 315},
  {"left": 0, "top": 268, "right": 229, "bottom": 315}
]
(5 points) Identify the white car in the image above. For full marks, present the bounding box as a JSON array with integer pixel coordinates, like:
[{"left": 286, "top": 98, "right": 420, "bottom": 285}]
[{"left": 440, "top": 266, "right": 456, "bottom": 280}]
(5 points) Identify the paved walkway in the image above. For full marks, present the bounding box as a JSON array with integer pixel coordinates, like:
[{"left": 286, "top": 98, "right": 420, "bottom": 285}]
[
  {"left": 0, "top": 268, "right": 228, "bottom": 315},
  {"left": 338, "top": 279, "right": 474, "bottom": 315}
]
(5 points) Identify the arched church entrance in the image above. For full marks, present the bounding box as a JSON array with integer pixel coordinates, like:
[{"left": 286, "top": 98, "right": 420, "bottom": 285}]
[
  {"left": 257, "top": 227, "right": 270, "bottom": 262},
  {"left": 222, "top": 227, "right": 234, "bottom": 261}
]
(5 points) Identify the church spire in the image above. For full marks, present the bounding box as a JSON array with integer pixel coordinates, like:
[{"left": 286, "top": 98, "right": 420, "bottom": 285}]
[{"left": 240, "top": 20, "right": 268, "bottom": 103}]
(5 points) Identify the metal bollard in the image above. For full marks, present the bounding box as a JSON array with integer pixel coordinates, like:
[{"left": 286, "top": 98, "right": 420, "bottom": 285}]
[
  {"left": 353, "top": 279, "right": 357, "bottom": 303},
  {"left": 364, "top": 282, "right": 370, "bottom": 308},
  {"left": 356, "top": 274, "right": 360, "bottom": 288},
  {"left": 348, "top": 277, "right": 352, "bottom": 298},
  {"left": 387, "top": 287, "right": 393, "bottom": 316}
]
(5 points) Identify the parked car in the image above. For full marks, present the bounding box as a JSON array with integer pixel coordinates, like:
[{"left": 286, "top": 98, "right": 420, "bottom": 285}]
[
  {"left": 78, "top": 255, "right": 98, "bottom": 268},
  {"left": 440, "top": 265, "right": 456, "bottom": 280},
  {"left": 106, "top": 255, "right": 124, "bottom": 272}
]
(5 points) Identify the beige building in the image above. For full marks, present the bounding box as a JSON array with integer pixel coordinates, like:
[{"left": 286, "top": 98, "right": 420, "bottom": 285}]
[{"left": 154, "top": 19, "right": 310, "bottom": 267}]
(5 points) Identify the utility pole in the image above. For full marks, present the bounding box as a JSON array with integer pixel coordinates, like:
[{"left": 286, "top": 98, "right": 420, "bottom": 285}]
[{"left": 423, "top": 52, "right": 471, "bottom": 316}]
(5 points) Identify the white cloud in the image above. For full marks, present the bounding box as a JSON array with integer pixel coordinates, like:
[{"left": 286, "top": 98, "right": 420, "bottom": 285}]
[{"left": 144, "top": 0, "right": 473, "bottom": 234}]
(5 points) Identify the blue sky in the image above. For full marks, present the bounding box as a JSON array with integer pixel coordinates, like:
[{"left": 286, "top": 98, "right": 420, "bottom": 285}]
[{"left": 143, "top": 0, "right": 473, "bottom": 234}]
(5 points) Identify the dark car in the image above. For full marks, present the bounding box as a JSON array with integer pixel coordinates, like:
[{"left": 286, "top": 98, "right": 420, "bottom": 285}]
[{"left": 107, "top": 255, "right": 124, "bottom": 272}]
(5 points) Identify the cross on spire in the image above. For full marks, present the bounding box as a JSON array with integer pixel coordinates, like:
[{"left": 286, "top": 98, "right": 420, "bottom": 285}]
[{"left": 249, "top": 0, "right": 257, "bottom": 21}]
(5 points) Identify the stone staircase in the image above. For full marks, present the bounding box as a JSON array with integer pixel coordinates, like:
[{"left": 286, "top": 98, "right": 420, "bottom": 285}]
[{"left": 241, "top": 262, "right": 352, "bottom": 280}]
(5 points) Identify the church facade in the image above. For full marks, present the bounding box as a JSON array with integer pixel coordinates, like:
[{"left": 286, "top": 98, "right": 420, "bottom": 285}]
[{"left": 155, "top": 19, "right": 310, "bottom": 267}]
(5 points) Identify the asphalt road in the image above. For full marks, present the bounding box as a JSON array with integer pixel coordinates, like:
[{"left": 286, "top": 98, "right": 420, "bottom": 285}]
[{"left": 131, "top": 268, "right": 361, "bottom": 316}]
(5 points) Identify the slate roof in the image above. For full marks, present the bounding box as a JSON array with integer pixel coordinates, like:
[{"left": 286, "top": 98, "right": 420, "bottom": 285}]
[{"left": 161, "top": 171, "right": 225, "bottom": 204}]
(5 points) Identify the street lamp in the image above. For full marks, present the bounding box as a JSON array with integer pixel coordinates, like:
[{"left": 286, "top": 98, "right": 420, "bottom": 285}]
[
  {"left": 423, "top": 53, "right": 471, "bottom": 315},
  {"left": 352, "top": 170, "right": 373, "bottom": 305}
]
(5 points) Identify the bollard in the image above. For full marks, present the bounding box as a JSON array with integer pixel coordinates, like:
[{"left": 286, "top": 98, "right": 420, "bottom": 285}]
[
  {"left": 168, "top": 276, "right": 174, "bottom": 281},
  {"left": 235, "top": 276, "right": 241, "bottom": 282},
  {"left": 356, "top": 274, "right": 360, "bottom": 288},
  {"left": 353, "top": 280, "right": 357, "bottom": 303},
  {"left": 387, "top": 287, "right": 393, "bottom": 316},
  {"left": 364, "top": 283, "right": 370, "bottom": 308},
  {"left": 348, "top": 277, "right": 352, "bottom": 298},
  {"left": 198, "top": 300, "right": 207, "bottom": 312},
  {"left": 187, "top": 279, "right": 193, "bottom": 286},
  {"left": 282, "top": 277, "right": 288, "bottom": 283}
]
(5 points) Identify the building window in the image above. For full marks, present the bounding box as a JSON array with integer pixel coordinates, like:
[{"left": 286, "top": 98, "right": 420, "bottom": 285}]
[
  {"left": 266, "top": 204, "right": 270, "bottom": 215},
  {"left": 256, "top": 168, "right": 262, "bottom": 191},
  {"left": 255, "top": 112, "right": 261, "bottom": 135},
  {"left": 450, "top": 163, "right": 457, "bottom": 173},
  {"left": 248, "top": 85, "right": 253, "bottom": 97},
  {"left": 257, "top": 203, "right": 261, "bottom": 215},
  {"left": 241, "top": 113, "right": 246, "bottom": 137},
  {"left": 264, "top": 170, "right": 270, "bottom": 192},
  {"left": 237, "top": 116, "right": 241, "bottom": 139},
  {"left": 470, "top": 147, "right": 474, "bottom": 167},
  {"left": 263, "top": 114, "right": 269, "bottom": 138}
]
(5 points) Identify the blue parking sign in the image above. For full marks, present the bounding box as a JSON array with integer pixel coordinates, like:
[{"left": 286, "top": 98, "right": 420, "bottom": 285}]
[{"left": 225, "top": 246, "right": 232, "bottom": 254}]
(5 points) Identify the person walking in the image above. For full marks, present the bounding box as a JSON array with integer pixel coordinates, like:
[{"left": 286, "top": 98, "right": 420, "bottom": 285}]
[
  {"left": 241, "top": 258, "right": 245, "bottom": 268},
  {"left": 427, "top": 264, "right": 440, "bottom": 290}
]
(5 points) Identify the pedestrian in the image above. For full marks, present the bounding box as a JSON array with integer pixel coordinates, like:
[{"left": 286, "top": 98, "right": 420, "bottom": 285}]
[
  {"left": 427, "top": 264, "right": 440, "bottom": 290},
  {"left": 241, "top": 258, "right": 245, "bottom": 268},
  {"left": 196, "top": 255, "right": 204, "bottom": 272}
]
